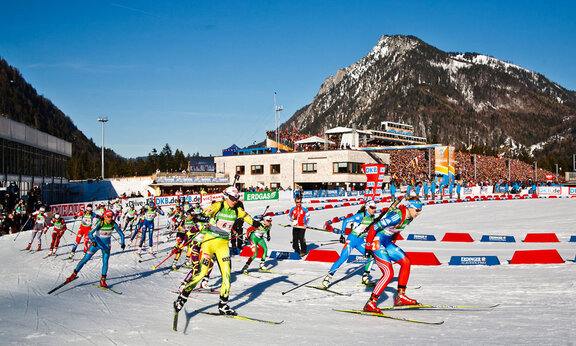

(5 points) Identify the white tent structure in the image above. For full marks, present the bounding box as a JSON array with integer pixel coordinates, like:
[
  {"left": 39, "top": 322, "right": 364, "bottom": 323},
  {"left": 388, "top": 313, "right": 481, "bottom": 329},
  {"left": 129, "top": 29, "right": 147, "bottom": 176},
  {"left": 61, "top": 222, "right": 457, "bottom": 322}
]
[
  {"left": 324, "top": 126, "right": 370, "bottom": 149},
  {"left": 294, "top": 136, "right": 335, "bottom": 145}
]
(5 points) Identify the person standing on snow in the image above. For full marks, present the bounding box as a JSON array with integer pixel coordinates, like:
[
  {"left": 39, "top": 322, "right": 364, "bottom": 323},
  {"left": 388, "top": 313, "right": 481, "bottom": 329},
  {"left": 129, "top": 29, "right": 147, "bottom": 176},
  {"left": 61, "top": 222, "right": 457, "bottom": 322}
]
[
  {"left": 137, "top": 201, "right": 165, "bottom": 255},
  {"left": 173, "top": 186, "right": 259, "bottom": 316},
  {"left": 362, "top": 197, "right": 424, "bottom": 313},
  {"left": 25, "top": 206, "right": 48, "bottom": 251},
  {"left": 240, "top": 215, "right": 273, "bottom": 273},
  {"left": 45, "top": 213, "right": 68, "bottom": 256},
  {"left": 289, "top": 196, "right": 310, "bottom": 257},
  {"left": 65, "top": 210, "right": 125, "bottom": 288},
  {"left": 322, "top": 201, "right": 377, "bottom": 288},
  {"left": 69, "top": 205, "right": 95, "bottom": 259}
]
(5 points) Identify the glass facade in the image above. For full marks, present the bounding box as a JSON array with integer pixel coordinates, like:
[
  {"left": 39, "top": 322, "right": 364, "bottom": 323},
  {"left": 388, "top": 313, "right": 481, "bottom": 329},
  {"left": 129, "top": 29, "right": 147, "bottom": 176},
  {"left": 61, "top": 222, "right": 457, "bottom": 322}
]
[{"left": 1, "top": 138, "right": 68, "bottom": 178}]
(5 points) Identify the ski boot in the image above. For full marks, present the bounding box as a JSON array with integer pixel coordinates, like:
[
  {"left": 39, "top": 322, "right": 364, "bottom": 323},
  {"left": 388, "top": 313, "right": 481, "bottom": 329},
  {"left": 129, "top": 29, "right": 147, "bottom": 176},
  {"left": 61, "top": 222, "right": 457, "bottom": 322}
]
[
  {"left": 174, "top": 293, "right": 188, "bottom": 312},
  {"left": 200, "top": 277, "right": 210, "bottom": 289},
  {"left": 47, "top": 249, "right": 54, "bottom": 256},
  {"left": 100, "top": 275, "right": 107, "bottom": 288},
  {"left": 218, "top": 297, "right": 237, "bottom": 316},
  {"left": 66, "top": 271, "right": 78, "bottom": 283},
  {"left": 68, "top": 251, "right": 76, "bottom": 259},
  {"left": 361, "top": 271, "right": 374, "bottom": 287},
  {"left": 321, "top": 273, "right": 333, "bottom": 288},
  {"left": 25, "top": 243, "right": 31, "bottom": 250},
  {"left": 363, "top": 294, "right": 381, "bottom": 313},
  {"left": 149, "top": 247, "right": 154, "bottom": 256},
  {"left": 183, "top": 260, "right": 192, "bottom": 268},
  {"left": 259, "top": 261, "right": 267, "bottom": 271},
  {"left": 171, "top": 260, "right": 178, "bottom": 271},
  {"left": 241, "top": 262, "right": 250, "bottom": 274},
  {"left": 394, "top": 288, "right": 419, "bottom": 306}
]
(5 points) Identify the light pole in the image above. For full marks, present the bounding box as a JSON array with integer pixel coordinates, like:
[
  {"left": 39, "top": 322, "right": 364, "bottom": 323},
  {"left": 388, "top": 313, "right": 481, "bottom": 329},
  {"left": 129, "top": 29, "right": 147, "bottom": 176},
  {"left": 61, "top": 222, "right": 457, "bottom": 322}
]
[
  {"left": 534, "top": 161, "right": 537, "bottom": 182},
  {"left": 274, "top": 92, "right": 283, "bottom": 152},
  {"left": 555, "top": 163, "right": 559, "bottom": 183},
  {"left": 98, "top": 117, "right": 108, "bottom": 179}
]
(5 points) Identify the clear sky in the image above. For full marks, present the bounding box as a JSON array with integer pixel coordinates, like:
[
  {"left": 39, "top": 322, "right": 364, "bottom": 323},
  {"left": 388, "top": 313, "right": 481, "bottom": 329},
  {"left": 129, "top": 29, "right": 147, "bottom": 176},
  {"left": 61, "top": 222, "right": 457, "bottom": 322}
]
[{"left": 1, "top": 1, "right": 574, "bottom": 158}]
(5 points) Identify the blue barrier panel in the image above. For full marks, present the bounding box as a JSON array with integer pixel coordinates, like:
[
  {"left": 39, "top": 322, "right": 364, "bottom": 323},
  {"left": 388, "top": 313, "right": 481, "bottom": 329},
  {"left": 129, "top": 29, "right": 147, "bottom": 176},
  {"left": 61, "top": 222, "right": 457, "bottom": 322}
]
[
  {"left": 449, "top": 256, "right": 500, "bottom": 266},
  {"left": 406, "top": 234, "right": 437, "bottom": 241},
  {"left": 480, "top": 235, "right": 516, "bottom": 242},
  {"left": 569, "top": 235, "right": 576, "bottom": 242},
  {"left": 270, "top": 251, "right": 302, "bottom": 260},
  {"left": 347, "top": 255, "right": 370, "bottom": 263}
]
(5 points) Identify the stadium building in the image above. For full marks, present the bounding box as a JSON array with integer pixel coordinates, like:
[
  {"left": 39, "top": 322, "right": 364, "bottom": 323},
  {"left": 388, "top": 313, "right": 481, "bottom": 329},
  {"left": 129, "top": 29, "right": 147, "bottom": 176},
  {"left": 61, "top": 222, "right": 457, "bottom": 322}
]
[{"left": 0, "top": 116, "right": 71, "bottom": 206}]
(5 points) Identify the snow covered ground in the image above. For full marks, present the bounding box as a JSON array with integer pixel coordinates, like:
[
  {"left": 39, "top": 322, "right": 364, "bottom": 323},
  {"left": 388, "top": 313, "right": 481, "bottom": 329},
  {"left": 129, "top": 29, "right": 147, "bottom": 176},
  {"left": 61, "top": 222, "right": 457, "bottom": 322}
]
[{"left": 1, "top": 198, "right": 575, "bottom": 345}]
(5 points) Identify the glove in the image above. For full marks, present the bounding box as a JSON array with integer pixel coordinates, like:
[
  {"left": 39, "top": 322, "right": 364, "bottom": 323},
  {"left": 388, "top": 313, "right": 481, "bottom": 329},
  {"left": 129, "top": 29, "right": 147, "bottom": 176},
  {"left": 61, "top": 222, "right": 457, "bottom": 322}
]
[
  {"left": 252, "top": 220, "right": 261, "bottom": 229},
  {"left": 121, "top": 243, "right": 126, "bottom": 250},
  {"left": 339, "top": 235, "right": 346, "bottom": 244},
  {"left": 267, "top": 234, "right": 271, "bottom": 241},
  {"left": 364, "top": 243, "right": 374, "bottom": 258},
  {"left": 193, "top": 214, "right": 209, "bottom": 223}
]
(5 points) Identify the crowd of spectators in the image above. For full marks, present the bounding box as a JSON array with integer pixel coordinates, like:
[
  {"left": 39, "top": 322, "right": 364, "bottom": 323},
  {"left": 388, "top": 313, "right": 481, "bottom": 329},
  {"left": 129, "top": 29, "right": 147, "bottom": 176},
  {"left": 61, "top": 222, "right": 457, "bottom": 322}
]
[{"left": 385, "top": 149, "right": 564, "bottom": 187}]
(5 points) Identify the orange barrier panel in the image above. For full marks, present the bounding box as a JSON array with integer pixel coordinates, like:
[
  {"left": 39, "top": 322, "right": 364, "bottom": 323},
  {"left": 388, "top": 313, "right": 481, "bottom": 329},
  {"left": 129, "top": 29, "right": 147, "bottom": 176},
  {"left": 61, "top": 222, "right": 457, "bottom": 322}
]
[
  {"left": 442, "top": 233, "right": 474, "bottom": 242},
  {"left": 523, "top": 233, "right": 560, "bottom": 242},
  {"left": 304, "top": 249, "right": 341, "bottom": 262},
  {"left": 405, "top": 252, "right": 441, "bottom": 265},
  {"left": 509, "top": 249, "right": 564, "bottom": 264}
]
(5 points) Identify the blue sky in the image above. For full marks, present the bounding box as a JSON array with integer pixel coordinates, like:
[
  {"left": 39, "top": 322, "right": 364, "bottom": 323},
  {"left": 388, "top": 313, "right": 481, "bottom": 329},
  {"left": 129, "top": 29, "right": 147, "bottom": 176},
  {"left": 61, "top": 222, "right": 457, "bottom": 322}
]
[{"left": 1, "top": 1, "right": 575, "bottom": 158}]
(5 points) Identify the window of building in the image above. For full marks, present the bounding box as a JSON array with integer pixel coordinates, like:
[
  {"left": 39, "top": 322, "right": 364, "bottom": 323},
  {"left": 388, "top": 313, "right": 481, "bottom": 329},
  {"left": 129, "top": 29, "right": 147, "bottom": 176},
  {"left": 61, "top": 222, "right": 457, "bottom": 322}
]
[
  {"left": 302, "top": 163, "right": 317, "bottom": 173},
  {"left": 270, "top": 164, "right": 281, "bottom": 174},
  {"left": 235, "top": 165, "right": 245, "bottom": 175},
  {"left": 270, "top": 182, "right": 281, "bottom": 189},
  {"left": 333, "top": 162, "right": 363, "bottom": 174},
  {"left": 251, "top": 165, "right": 264, "bottom": 175}
]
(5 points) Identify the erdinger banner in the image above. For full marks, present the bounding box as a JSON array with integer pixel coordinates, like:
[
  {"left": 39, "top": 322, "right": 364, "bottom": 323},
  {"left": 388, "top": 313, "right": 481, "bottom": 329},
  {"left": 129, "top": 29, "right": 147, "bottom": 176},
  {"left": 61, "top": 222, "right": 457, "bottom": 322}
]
[
  {"left": 362, "top": 163, "right": 386, "bottom": 200},
  {"left": 434, "top": 146, "right": 455, "bottom": 187}
]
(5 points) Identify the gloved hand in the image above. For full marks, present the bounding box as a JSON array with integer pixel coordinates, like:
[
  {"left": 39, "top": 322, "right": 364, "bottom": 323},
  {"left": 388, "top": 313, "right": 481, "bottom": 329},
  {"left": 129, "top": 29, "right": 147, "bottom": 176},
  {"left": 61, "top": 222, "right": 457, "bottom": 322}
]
[
  {"left": 121, "top": 243, "right": 126, "bottom": 250},
  {"left": 193, "top": 214, "right": 208, "bottom": 223},
  {"left": 364, "top": 243, "right": 374, "bottom": 258},
  {"left": 339, "top": 235, "right": 346, "bottom": 244},
  {"left": 267, "top": 234, "right": 271, "bottom": 241}
]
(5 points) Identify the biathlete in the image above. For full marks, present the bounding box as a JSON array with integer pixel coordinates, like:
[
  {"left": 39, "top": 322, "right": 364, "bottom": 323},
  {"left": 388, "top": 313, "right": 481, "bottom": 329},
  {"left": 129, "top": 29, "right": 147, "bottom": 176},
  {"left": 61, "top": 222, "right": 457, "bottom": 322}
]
[
  {"left": 69, "top": 205, "right": 95, "bottom": 259},
  {"left": 363, "top": 197, "right": 424, "bottom": 312},
  {"left": 136, "top": 202, "right": 165, "bottom": 255},
  {"left": 171, "top": 209, "right": 199, "bottom": 270},
  {"left": 25, "top": 206, "right": 48, "bottom": 251},
  {"left": 65, "top": 210, "right": 125, "bottom": 287},
  {"left": 240, "top": 215, "right": 273, "bottom": 273},
  {"left": 122, "top": 204, "right": 139, "bottom": 237},
  {"left": 174, "top": 186, "right": 259, "bottom": 316},
  {"left": 45, "top": 213, "right": 68, "bottom": 256},
  {"left": 321, "top": 200, "right": 377, "bottom": 288}
]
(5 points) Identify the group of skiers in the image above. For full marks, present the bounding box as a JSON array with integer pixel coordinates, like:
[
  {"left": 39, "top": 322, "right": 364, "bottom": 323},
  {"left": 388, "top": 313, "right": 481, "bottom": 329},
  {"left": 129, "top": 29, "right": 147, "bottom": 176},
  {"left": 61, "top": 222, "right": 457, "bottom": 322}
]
[{"left": 24, "top": 186, "right": 424, "bottom": 318}]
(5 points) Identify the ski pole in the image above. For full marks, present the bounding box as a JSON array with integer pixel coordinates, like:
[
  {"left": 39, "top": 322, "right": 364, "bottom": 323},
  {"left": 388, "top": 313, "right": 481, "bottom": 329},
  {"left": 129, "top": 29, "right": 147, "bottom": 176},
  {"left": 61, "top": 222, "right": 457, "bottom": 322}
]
[
  {"left": 13, "top": 215, "right": 31, "bottom": 242},
  {"left": 328, "top": 263, "right": 367, "bottom": 287},
  {"left": 281, "top": 257, "right": 364, "bottom": 295}
]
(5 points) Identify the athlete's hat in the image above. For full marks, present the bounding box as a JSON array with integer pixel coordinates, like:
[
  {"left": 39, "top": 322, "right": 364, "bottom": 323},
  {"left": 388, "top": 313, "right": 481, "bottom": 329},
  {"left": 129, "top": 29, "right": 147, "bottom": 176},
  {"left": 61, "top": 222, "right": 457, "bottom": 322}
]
[{"left": 406, "top": 199, "right": 423, "bottom": 210}]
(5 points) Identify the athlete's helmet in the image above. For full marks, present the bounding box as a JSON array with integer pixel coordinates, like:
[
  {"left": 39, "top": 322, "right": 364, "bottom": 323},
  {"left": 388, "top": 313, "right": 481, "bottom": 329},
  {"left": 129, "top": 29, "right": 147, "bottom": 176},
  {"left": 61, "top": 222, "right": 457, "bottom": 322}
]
[
  {"left": 365, "top": 200, "right": 377, "bottom": 209},
  {"left": 86, "top": 205, "right": 93, "bottom": 211},
  {"left": 104, "top": 210, "right": 114, "bottom": 218},
  {"left": 39, "top": 207, "right": 46, "bottom": 212},
  {"left": 148, "top": 201, "right": 155, "bottom": 207},
  {"left": 54, "top": 213, "right": 61, "bottom": 219},
  {"left": 223, "top": 186, "right": 240, "bottom": 201},
  {"left": 406, "top": 199, "right": 423, "bottom": 210}
]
